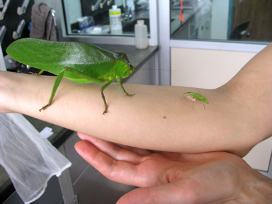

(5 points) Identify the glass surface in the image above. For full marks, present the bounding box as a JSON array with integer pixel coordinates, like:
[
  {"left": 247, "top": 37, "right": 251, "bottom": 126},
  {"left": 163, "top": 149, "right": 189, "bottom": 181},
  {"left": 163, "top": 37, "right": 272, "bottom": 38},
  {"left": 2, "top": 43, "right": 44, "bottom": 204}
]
[
  {"left": 170, "top": 0, "right": 272, "bottom": 43},
  {"left": 62, "top": 0, "right": 150, "bottom": 36}
]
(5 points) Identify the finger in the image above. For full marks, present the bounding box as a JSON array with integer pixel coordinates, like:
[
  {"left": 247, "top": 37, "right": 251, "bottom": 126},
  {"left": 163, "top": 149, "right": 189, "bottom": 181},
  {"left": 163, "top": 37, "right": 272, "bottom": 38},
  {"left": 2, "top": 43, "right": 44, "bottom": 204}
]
[
  {"left": 74, "top": 140, "right": 149, "bottom": 187},
  {"left": 77, "top": 132, "right": 148, "bottom": 164},
  {"left": 77, "top": 132, "right": 97, "bottom": 141},
  {"left": 116, "top": 144, "right": 153, "bottom": 156},
  {"left": 78, "top": 132, "right": 151, "bottom": 156},
  {"left": 117, "top": 180, "right": 195, "bottom": 204}
]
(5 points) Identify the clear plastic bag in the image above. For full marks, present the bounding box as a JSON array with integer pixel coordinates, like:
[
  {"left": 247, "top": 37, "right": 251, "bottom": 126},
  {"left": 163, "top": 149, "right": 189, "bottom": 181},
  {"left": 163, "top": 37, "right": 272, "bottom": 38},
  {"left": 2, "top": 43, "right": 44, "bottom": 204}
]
[{"left": 0, "top": 113, "right": 71, "bottom": 203}]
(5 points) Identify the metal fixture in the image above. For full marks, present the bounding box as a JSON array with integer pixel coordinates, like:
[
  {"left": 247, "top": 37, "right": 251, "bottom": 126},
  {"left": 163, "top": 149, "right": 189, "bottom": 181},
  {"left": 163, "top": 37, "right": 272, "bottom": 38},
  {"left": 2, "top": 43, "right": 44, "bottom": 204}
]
[
  {"left": 0, "top": 0, "right": 11, "bottom": 20},
  {"left": 0, "top": 26, "right": 6, "bottom": 44},
  {"left": 100, "top": 0, "right": 107, "bottom": 8},
  {"left": 17, "top": 0, "right": 30, "bottom": 15},
  {"left": 107, "top": 0, "right": 113, "bottom": 6},
  {"left": 122, "top": 0, "right": 132, "bottom": 22},
  {"left": 12, "top": 20, "right": 26, "bottom": 40},
  {"left": 92, "top": 0, "right": 102, "bottom": 11}
]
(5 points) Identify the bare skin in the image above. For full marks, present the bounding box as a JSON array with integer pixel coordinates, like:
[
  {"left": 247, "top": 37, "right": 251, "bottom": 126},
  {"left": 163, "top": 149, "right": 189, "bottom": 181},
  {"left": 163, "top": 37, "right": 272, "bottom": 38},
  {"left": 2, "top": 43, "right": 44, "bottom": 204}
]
[
  {"left": 1, "top": 43, "right": 272, "bottom": 157},
  {"left": 75, "top": 133, "right": 272, "bottom": 204}
]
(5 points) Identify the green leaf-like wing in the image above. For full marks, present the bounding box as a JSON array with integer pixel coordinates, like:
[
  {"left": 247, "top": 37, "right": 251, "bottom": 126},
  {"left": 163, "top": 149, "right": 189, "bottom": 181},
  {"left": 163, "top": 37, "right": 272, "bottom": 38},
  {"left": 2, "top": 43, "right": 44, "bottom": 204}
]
[{"left": 6, "top": 38, "right": 119, "bottom": 83}]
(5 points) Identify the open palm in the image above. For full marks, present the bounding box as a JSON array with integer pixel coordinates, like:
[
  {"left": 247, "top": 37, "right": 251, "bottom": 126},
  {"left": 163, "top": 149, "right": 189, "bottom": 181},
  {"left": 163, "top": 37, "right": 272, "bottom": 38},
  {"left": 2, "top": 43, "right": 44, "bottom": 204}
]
[{"left": 75, "top": 133, "right": 258, "bottom": 204}]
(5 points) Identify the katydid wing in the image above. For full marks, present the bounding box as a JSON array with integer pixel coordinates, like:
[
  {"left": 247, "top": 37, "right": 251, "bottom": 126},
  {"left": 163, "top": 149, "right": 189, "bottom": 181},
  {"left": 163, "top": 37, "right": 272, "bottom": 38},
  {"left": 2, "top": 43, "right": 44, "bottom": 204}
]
[{"left": 6, "top": 38, "right": 135, "bottom": 114}]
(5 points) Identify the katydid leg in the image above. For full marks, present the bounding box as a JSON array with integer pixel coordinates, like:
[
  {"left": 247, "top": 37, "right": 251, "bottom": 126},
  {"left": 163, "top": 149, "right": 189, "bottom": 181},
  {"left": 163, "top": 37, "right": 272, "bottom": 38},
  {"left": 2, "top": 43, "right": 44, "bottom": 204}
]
[
  {"left": 39, "top": 69, "right": 65, "bottom": 111},
  {"left": 116, "top": 77, "right": 135, "bottom": 96},
  {"left": 64, "top": 67, "right": 105, "bottom": 83},
  {"left": 30, "top": 69, "right": 44, "bottom": 76},
  {"left": 40, "top": 67, "right": 106, "bottom": 112},
  {"left": 101, "top": 79, "right": 114, "bottom": 114},
  {"left": 38, "top": 69, "right": 45, "bottom": 75},
  {"left": 64, "top": 67, "right": 111, "bottom": 114}
]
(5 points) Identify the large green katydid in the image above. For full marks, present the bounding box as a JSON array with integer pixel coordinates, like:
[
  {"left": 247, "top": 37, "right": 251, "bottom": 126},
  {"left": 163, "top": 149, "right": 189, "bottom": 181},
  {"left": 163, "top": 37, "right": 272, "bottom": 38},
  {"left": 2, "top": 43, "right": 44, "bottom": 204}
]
[{"left": 6, "top": 38, "right": 135, "bottom": 114}]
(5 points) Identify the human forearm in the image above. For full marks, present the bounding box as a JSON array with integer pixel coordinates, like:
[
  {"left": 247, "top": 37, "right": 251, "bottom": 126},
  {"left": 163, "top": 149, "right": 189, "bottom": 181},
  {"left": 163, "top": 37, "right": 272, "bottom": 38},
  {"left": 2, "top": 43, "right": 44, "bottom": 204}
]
[
  {"left": 0, "top": 70, "right": 266, "bottom": 156},
  {"left": 3, "top": 44, "right": 272, "bottom": 156}
]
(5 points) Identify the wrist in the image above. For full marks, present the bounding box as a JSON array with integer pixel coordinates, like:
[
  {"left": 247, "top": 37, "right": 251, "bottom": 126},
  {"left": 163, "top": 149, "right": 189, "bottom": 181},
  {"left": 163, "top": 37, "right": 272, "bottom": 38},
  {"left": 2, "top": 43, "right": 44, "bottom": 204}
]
[
  {"left": 0, "top": 71, "right": 15, "bottom": 113},
  {"left": 239, "top": 171, "right": 272, "bottom": 203},
  {"left": 0, "top": 71, "right": 32, "bottom": 113}
]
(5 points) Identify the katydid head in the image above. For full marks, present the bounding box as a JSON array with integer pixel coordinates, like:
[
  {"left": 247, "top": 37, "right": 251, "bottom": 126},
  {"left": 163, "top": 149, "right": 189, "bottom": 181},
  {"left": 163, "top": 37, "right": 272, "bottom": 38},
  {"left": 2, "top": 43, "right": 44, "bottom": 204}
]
[
  {"left": 114, "top": 60, "right": 134, "bottom": 78},
  {"left": 114, "top": 52, "right": 134, "bottom": 78}
]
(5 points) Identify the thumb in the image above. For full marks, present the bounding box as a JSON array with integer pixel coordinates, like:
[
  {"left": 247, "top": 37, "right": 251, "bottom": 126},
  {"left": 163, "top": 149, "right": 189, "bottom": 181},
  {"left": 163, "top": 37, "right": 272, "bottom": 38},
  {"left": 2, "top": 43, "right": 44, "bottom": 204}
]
[{"left": 117, "top": 180, "right": 194, "bottom": 204}]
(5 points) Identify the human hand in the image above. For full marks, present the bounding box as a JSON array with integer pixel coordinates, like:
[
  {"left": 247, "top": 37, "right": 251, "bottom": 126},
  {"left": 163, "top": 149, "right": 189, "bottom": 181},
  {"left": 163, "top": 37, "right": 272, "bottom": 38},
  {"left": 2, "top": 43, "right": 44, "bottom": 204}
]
[{"left": 75, "top": 133, "right": 272, "bottom": 204}]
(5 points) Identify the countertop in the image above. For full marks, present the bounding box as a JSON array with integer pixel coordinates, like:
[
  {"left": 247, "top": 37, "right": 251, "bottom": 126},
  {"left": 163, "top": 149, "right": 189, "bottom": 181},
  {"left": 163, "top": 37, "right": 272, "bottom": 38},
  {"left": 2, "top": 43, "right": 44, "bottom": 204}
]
[{"left": 0, "top": 43, "right": 159, "bottom": 203}]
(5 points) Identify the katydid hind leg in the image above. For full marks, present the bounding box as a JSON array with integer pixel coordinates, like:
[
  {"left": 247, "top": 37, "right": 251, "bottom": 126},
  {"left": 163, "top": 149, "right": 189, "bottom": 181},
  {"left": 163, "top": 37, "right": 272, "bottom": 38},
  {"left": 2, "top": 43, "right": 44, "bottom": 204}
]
[
  {"left": 30, "top": 69, "right": 44, "bottom": 76},
  {"left": 64, "top": 67, "right": 105, "bottom": 83},
  {"left": 39, "top": 69, "right": 65, "bottom": 111},
  {"left": 64, "top": 67, "right": 111, "bottom": 114},
  {"left": 202, "top": 102, "right": 206, "bottom": 110},
  {"left": 101, "top": 79, "right": 114, "bottom": 114},
  {"left": 38, "top": 69, "right": 45, "bottom": 75},
  {"left": 116, "top": 77, "right": 135, "bottom": 96}
]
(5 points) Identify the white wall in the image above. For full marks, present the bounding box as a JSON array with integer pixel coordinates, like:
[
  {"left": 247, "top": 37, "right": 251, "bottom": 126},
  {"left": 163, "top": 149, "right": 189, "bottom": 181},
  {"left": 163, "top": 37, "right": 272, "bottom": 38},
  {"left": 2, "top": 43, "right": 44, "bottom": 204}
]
[
  {"left": 210, "top": 0, "right": 229, "bottom": 40},
  {"left": 171, "top": 47, "right": 256, "bottom": 88},
  {"left": 62, "top": 0, "right": 82, "bottom": 24}
]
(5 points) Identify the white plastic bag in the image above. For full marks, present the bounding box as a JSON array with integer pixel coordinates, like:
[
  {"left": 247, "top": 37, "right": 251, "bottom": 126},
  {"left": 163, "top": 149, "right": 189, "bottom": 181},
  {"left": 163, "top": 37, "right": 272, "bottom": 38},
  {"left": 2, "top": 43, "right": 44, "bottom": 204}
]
[{"left": 0, "top": 113, "right": 71, "bottom": 203}]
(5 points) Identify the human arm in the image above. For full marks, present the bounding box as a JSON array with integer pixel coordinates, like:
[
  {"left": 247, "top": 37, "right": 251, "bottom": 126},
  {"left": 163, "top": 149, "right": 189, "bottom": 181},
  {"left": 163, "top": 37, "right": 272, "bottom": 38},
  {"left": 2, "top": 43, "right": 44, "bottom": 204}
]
[
  {"left": 1, "top": 43, "right": 272, "bottom": 156},
  {"left": 75, "top": 133, "right": 272, "bottom": 204},
  {"left": 0, "top": 70, "right": 252, "bottom": 156}
]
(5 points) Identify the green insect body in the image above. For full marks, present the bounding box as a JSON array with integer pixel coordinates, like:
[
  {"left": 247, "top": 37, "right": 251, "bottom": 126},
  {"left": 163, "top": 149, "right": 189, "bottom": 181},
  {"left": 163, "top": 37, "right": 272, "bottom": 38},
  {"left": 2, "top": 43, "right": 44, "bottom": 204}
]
[
  {"left": 6, "top": 38, "right": 134, "bottom": 114},
  {"left": 184, "top": 92, "right": 209, "bottom": 108}
]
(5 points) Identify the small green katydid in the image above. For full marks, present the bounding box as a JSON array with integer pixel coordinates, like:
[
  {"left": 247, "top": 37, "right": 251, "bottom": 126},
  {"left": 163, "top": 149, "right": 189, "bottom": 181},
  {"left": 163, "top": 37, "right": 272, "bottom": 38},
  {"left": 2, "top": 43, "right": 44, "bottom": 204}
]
[
  {"left": 6, "top": 38, "right": 135, "bottom": 114},
  {"left": 184, "top": 92, "right": 209, "bottom": 109}
]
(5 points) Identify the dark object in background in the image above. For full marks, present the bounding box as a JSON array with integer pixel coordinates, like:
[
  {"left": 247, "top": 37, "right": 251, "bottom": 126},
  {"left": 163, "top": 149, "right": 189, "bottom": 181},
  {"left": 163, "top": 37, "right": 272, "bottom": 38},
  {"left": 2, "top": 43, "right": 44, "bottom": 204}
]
[
  {"left": 229, "top": 19, "right": 251, "bottom": 40},
  {"left": 30, "top": 2, "right": 58, "bottom": 41}
]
